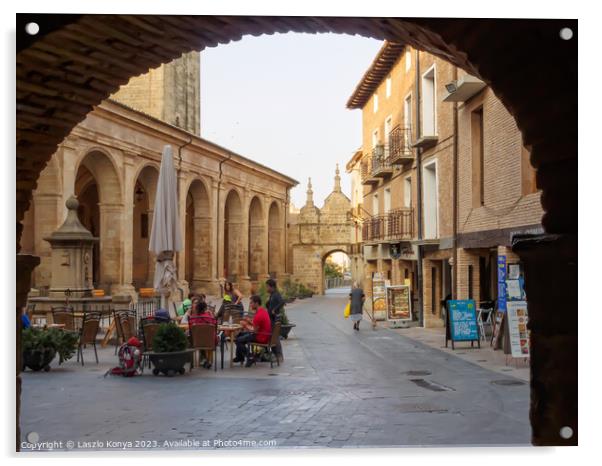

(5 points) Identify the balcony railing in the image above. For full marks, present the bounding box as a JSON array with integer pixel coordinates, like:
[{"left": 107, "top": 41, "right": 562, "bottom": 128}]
[
  {"left": 371, "top": 144, "right": 393, "bottom": 178},
  {"left": 361, "top": 157, "right": 379, "bottom": 185},
  {"left": 387, "top": 126, "right": 414, "bottom": 165},
  {"left": 362, "top": 208, "right": 414, "bottom": 243}
]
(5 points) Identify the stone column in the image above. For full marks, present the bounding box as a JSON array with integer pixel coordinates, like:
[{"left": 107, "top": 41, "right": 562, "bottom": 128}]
[
  {"left": 31, "top": 192, "right": 62, "bottom": 288},
  {"left": 60, "top": 143, "right": 78, "bottom": 213},
  {"left": 16, "top": 253, "right": 40, "bottom": 451},
  {"left": 176, "top": 172, "right": 188, "bottom": 296},
  {"left": 191, "top": 215, "right": 213, "bottom": 291},
  {"left": 512, "top": 234, "right": 577, "bottom": 446},
  {"left": 238, "top": 191, "right": 251, "bottom": 294},
  {"left": 121, "top": 154, "right": 136, "bottom": 295},
  {"left": 98, "top": 203, "right": 124, "bottom": 294},
  {"left": 213, "top": 180, "right": 224, "bottom": 287}
]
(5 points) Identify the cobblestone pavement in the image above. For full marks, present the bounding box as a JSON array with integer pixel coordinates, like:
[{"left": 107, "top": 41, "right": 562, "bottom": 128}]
[{"left": 20, "top": 290, "right": 531, "bottom": 451}]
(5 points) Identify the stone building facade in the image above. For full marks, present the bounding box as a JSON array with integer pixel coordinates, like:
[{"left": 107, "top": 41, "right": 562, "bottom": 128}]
[
  {"left": 21, "top": 96, "right": 296, "bottom": 299},
  {"left": 346, "top": 42, "right": 542, "bottom": 327},
  {"left": 288, "top": 167, "right": 353, "bottom": 295}
]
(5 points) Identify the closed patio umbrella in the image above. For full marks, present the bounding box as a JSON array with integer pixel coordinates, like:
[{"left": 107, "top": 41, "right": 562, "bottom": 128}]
[{"left": 149, "top": 145, "right": 182, "bottom": 308}]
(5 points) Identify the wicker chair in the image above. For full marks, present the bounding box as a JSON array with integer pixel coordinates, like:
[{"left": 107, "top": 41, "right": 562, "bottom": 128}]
[
  {"left": 52, "top": 306, "right": 76, "bottom": 331},
  {"left": 249, "top": 321, "right": 281, "bottom": 369},
  {"left": 189, "top": 322, "right": 218, "bottom": 371},
  {"left": 113, "top": 309, "right": 136, "bottom": 353},
  {"left": 77, "top": 311, "right": 101, "bottom": 365},
  {"left": 223, "top": 303, "right": 244, "bottom": 324}
]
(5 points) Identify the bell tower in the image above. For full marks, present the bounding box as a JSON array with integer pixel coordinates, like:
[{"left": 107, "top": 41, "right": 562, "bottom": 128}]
[{"left": 111, "top": 51, "right": 201, "bottom": 135}]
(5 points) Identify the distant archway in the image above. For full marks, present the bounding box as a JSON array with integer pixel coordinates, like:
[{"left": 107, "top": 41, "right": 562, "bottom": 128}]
[
  {"left": 322, "top": 249, "right": 351, "bottom": 292},
  {"left": 74, "top": 150, "right": 122, "bottom": 291},
  {"left": 223, "top": 189, "right": 243, "bottom": 281},
  {"left": 185, "top": 178, "right": 212, "bottom": 291},
  {"left": 248, "top": 196, "right": 266, "bottom": 281},
  {"left": 132, "top": 165, "right": 159, "bottom": 289},
  {"left": 268, "top": 201, "right": 283, "bottom": 278}
]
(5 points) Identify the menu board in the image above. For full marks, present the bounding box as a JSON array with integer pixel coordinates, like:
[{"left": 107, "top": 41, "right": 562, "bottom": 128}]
[
  {"left": 371, "top": 272, "right": 387, "bottom": 315},
  {"left": 448, "top": 300, "right": 479, "bottom": 342},
  {"left": 506, "top": 301, "right": 530, "bottom": 358},
  {"left": 386, "top": 285, "right": 412, "bottom": 321}
]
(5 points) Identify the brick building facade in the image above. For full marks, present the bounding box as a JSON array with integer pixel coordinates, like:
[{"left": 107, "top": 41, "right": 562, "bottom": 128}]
[{"left": 347, "top": 42, "right": 541, "bottom": 327}]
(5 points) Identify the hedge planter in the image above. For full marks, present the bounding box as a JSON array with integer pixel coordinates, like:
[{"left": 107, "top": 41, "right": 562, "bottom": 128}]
[
  {"left": 22, "top": 348, "right": 56, "bottom": 372},
  {"left": 280, "top": 324, "right": 296, "bottom": 340},
  {"left": 149, "top": 349, "right": 195, "bottom": 377}
]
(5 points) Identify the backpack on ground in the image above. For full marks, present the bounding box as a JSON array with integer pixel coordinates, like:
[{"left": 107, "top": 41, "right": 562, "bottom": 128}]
[{"left": 104, "top": 337, "right": 142, "bottom": 377}]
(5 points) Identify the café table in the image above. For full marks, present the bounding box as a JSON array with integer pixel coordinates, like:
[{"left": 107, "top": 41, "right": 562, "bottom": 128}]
[{"left": 218, "top": 323, "right": 242, "bottom": 369}]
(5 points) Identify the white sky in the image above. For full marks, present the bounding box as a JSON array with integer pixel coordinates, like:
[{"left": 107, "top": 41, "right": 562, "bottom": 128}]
[{"left": 200, "top": 32, "right": 382, "bottom": 208}]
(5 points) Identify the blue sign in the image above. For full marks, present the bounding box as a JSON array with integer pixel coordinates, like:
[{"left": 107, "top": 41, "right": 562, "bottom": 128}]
[
  {"left": 497, "top": 255, "right": 507, "bottom": 312},
  {"left": 448, "top": 300, "right": 479, "bottom": 341}
]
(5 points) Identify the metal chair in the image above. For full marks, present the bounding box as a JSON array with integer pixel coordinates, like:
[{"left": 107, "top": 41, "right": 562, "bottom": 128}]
[
  {"left": 52, "top": 306, "right": 75, "bottom": 331},
  {"left": 77, "top": 312, "right": 101, "bottom": 365},
  {"left": 189, "top": 322, "right": 218, "bottom": 371},
  {"left": 249, "top": 321, "right": 282, "bottom": 369}
]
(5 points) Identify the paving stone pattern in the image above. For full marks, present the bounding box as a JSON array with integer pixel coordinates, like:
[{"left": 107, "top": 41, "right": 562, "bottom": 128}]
[{"left": 21, "top": 291, "right": 531, "bottom": 451}]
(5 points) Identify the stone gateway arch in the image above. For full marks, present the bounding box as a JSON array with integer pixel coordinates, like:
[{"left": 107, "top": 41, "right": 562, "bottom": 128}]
[{"left": 289, "top": 167, "right": 353, "bottom": 295}]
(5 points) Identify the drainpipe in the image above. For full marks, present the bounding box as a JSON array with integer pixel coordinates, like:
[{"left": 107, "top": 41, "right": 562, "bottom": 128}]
[
  {"left": 452, "top": 66, "right": 459, "bottom": 299},
  {"left": 414, "top": 49, "right": 425, "bottom": 327},
  {"left": 216, "top": 152, "right": 233, "bottom": 285}
]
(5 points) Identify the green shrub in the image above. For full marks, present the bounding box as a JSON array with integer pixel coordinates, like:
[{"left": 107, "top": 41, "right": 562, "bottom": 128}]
[
  {"left": 153, "top": 323, "right": 188, "bottom": 353},
  {"left": 22, "top": 327, "right": 79, "bottom": 365}
]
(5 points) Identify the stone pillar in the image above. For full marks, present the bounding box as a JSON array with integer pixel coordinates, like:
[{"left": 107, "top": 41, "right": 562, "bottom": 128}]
[
  {"left": 16, "top": 253, "right": 40, "bottom": 451},
  {"left": 176, "top": 172, "right": 188, "bottom": 295},
  {"left": 238, "top": 191, "right": 251, "bottom": 294},
  {"left": 60, "top": 144, "right": 78, "bottom": 212},
  {"left": 31, "top": 192, "right": 62, "bottom": 288},
  {"left": 214, "top": 181, "right": 224, "bottom": 284},
  {"left": 512, "top": 234, "right": 577, "bottom": 446},
  {"left": 121, "top": 154, "right": 136, "bottom": 294},
  {"left": 97, "top": 203, "right": 124, "bottom": 294},
  {"left": 191, "top": 215, "right": 213, "bottom": 291}
]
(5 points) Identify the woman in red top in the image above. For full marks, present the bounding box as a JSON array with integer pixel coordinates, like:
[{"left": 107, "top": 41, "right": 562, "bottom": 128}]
[{"left": 234, "top": 295, "right": 272, "bottom": 367}]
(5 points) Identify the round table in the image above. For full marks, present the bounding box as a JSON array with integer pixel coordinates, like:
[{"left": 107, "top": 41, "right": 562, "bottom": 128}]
[{"left": 218, "top": 324, "right": 242, "bottom": 368}]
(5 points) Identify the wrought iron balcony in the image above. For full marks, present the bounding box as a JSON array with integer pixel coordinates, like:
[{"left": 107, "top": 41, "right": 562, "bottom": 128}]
[
  {"left": 371, "top": 144, "right": 393, "bottom": 178},
  {"left": 361, "top": 157, "right": 379, "bottom": 185},
  {"left": 387, "top": 126, "right": 414, "bottom": 165},
  {"left": 361, "top": 208, "right": 414, "bottom": 243}
]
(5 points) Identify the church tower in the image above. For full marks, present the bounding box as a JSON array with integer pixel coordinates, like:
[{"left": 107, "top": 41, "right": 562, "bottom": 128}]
[{"left": 111, "top": 51, "right": 201, "bottom": 135}]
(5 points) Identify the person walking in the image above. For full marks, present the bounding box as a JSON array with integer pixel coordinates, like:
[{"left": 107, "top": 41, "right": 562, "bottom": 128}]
[{"left": 349, "top": 282, "right": 365, "bottom": 331}]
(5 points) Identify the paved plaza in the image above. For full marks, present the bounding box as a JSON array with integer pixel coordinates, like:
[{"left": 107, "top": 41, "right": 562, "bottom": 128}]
[{"left": 20, "top": 291, "right": 531, "bottom": 451}]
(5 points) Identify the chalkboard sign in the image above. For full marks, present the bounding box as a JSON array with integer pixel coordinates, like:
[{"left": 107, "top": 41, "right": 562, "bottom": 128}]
[{"left": 445, "top": 300, "right": 480, "bottom": 349}]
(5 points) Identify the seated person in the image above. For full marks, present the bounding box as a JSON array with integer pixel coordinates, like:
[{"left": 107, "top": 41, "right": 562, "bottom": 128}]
[
  {"left": 188, "top": 301, "right": 217, "bottom": 369},
  {"left": 176, "top": 298, "right": 192, "bottom": 322},
  {"left": 233, "top": 295, "right": 271, "bottom": 367},
  {"left": 21, "top": 307, "right": 31, "bottom": 330},
  {"left": 154, "top": 308, "right": 171, "bottom": 323}
]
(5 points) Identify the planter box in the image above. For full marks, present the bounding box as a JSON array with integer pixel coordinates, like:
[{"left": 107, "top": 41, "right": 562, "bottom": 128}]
[
  {"left": 148, "top": 349, "right": 195, "bottom": 376},
  {"left": 280, "top": 323, "right": 296, "bottom": 339},
  {"left": 23, "top": 348, "right": 56, "bottom": 372}
]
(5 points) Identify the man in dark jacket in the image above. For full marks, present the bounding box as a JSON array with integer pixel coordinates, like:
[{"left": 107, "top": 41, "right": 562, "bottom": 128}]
[
  {"left": 265, "top": 278, "right": 285, "bottom": 361},
  {"left": 265, "top": 279, "right": 285, "bottom": 324}
]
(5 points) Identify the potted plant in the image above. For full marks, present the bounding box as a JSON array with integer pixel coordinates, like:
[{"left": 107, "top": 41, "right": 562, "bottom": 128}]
[
  {"left": 149, "top": 323, "right": 193, "bottom": 377},
  {"left": 278, "top": 307, "right": 296, "bottom": 339},
  {"left": 22, "top": 327, "right": 79, "bottom": 372}
]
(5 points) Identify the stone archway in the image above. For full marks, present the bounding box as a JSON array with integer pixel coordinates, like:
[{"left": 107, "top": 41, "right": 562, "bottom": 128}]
[
  {"left": 223, "top": 189, "right": 243, "bottom": 281},
  {"left": 185, "top": 178, "right": 212, "bottom": 292},
  {"left": 248, "top": 196, "right": 266, "bottom": 281},
  {"left": 16, "top": 16, "right": 578, "bottom": 446},
  {"left": 132, "top": 165, "right": 159, "bottom": 289},
  {"left": 267, "top": 201, "right": 284, "bottom": 278},
  {"left": 322, "top": 249, "right": 352, "bottom": 292},
  {"left": 74, "top": 150, "right": 123, "bottom": 292}
]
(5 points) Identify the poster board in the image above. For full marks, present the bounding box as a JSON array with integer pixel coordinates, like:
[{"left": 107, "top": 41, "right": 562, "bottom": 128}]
[
  {"left": 497, "top": 255, "right": 507, "bottom": 312},
  {"left": 506, "top": 301, "right": 530, "bottom": 358},
  {"left": 371, "top": 272, "right": 387, "bottom": 320},
  {"left": 490, "top": 310, "right": 505, "bottom": 349},
  {"left": 385, "top": 285, "right": 412, "bottom": 322},
  {"left": 445, "top": 300, "right": 480, "bottom": 349}
]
